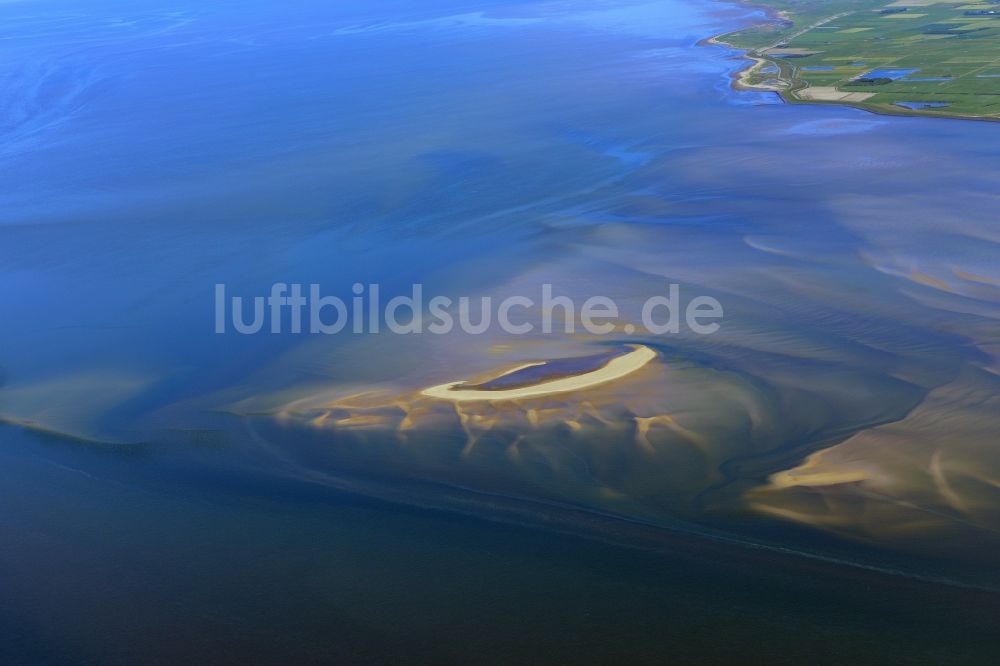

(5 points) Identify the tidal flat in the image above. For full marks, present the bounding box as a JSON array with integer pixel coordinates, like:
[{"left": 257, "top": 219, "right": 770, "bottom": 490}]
[{"left": 1, "top": 0, "right": 999, "bottom": 661}]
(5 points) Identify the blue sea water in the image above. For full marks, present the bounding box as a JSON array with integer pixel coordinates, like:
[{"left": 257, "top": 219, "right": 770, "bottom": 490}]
[{"left": 2, "top": 0, "right": 1000, "bottom": 661}]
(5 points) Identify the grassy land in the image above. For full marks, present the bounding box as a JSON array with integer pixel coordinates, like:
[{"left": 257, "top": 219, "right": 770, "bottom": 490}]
[{"left": 716, "top": 0, "right": 1000, "bottom": 120}]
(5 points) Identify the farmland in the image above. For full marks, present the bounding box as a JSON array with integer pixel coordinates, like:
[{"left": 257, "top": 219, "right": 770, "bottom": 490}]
[{"left": 717, "top": 0, "right": 1000, "bottom": 119}]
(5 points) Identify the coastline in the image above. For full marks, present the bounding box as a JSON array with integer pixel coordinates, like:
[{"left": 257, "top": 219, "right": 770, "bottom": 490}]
[
  {"left": 703, "top": 33, "right": 786, "bottom": 93},
  {"left": 706, "top": 0, "right": 1000, "bottom": 123}
]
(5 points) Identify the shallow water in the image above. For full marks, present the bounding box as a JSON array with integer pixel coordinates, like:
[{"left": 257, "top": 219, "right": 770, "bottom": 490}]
[{"left": 2, "top": 0, "right": 1000, "bottom": 660}]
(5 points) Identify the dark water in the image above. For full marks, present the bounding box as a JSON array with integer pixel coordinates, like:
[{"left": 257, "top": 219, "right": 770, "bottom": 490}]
[
  {"left": 2, "top": 425, "right": 999, "bottom": 665},
  {"left": 2, "top": 0, "right": 1000, "bottom": 661}
]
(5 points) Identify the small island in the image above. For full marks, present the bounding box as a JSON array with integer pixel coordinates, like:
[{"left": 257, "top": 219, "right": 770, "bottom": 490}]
[
  {"left": 420, "top": 345, "right": 658, "bottom": 402},
  {"left": 714, "top": 0, "right": 1000, "bottom": 120}
]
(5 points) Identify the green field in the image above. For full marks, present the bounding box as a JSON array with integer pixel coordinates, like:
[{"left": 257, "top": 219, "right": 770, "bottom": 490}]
[{"left": 718, "top": 0, "right": 1000, "bottom": 119}]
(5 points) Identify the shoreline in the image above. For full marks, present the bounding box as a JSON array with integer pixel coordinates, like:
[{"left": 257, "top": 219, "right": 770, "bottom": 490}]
[{"left": 706, "top": 0, "right": 1000, "bottom": 123}]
